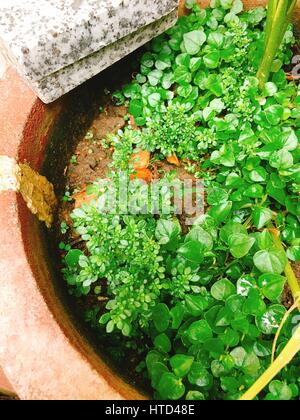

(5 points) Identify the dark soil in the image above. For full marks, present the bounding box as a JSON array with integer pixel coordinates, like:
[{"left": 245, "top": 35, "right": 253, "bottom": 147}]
[
  {"left": 58, "top": 101, "right": 201, "bottom": 231},
  {"left": 56, "top": 97, "right": 202, "bottom": 394},
  {"left": 67, "top": 105, "right": 128, "bottom": 189}
]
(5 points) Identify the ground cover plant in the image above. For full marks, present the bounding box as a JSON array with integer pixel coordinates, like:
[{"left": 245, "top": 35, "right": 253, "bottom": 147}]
[{"left": 59, "top": 0, "right": 300, "bottom": 400}]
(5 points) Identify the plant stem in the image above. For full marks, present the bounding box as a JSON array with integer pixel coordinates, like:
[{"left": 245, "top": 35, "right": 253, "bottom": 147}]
[
  {"left": 264, "top": 0, "right": 278, "bottom": 49},
  {"left": 257, "top": 0, "right": 297, "bottom": 89},
  {"left": 240, "top": 324, "right": 300, "bottom": 400},
  {"left": 240, "top": 225, "right": 300, "bottom": 400},
  {"left": 271, "top": 297, "right": 300, "bottom": 362}
]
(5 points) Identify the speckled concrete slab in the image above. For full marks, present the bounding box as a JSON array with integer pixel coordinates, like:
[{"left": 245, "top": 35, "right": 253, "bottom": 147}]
[
  {"left": 0, "top": 0, "right": 178, "bottom": 103},
  {"left": 34, "top": 10, "right": 178, "bottom": 103}
]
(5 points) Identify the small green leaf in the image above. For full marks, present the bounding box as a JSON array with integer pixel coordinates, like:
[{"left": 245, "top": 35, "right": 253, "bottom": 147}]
[
  {"left": 174, "top": 66, "right": 192, "bottom": 84},
  {"left": 154, "top": 333, "right": 172, "bottom": 353},
  {"left": 185, "top": 227, "right": 213, "bottom": 250},
  {"left": 177, "top": 240, "right": 204, "bottom": 264},
  {"left": 253, "top": 207, "right": 273, "bottom": 229},
  {"left": 155, "top": 219, "right": 181, "bottom": 245},
  {"left": 254, "top": 249, "right": 287, "bottom": 274},
  {"left": 263, "top": 82, "right": 278, "bottom": 97},
  {"left": 204, "top": 51, "right": 220, "bottom": 69},
  {"left": 149, "top": 362, "right": 169, "bottom": 390},
  {"left": 211, "top": 279, "right": 235, "bottom": 301},
  {"left": 148, "top": 69, "right": 163, "bottom": 86},
  {"left": 220, "top": 221, "right": 247, "bottom": 244},
  {"left": 190, "top": 57, "right": 202, "bottom": 72},
  {"left": 230, "top": 347, "right": 247, "bottom": 367},
  {"left": 183, "top": 30, "right": 206, "bottom": 55},
  {"left": 268, "top": 380, "right": 293, "bottom": 400},
  {"left": 243, "top": 288, "right": 266, "bottom": 316},
  {"left": 242, "top": 352, "right": 261, "bottom": 377},
  {"left": 255, "top": 304, "right": 286, "bottom": 334},
  {"left": 257, "top": 230, "right": 273, "bottom": 250},
  {"left": 258, "top": 273, "right": 286, "bottom": 301},
  {"left": 186, "top": 391, "right": 205, "bottom": 400},
  {"left": 170, "top": 304, "right": 185, "bottom": 329},
  {"left": 129, "top": 99, "right": 143, "bottom": 117},
  {"left": 287, "top": 246, "right": 300, "bottom": 262},
  {"left": 231, "top": 0, "right": 243, "bottom": 13},
  {"left": 185, "top": 294, "right": 209, "bottom": 316},
  {"left": 170, "top": 354, "right": 194, "bottom": 378},
  {"left": 158, "top": 373, "right": 185, "bottom": 400},
  {"left": 153, "top": 303, "right": 170, "bottom": 332},
  {"left": 203, "top": 338, "right": 225, "bottom": 357},
  {"left": 249, "top": 166, "right": 267, "bottom": 182},
  {"left": 207, "top": 32, "right": 224, "bottom": 48},
  {"left": 237, "top": 275, "right": 256, "bottom": 297},
  {"left": 65, "top": 249, "right": 83, "bottom": 267},
  {"left": 141, "top": 52, "right": 154, "bottom": 68},
  {"left": 244, "top": 184, "right": 264, "bottom": 198},
  {"left": 187, "top": 320, "right": 213, "bottom": 344},
  {"left": 264, "top": 104, "right": 284, "bottom": 125},
  {"left": 148, "top": 92, "right": 161, "bottom": 107},
  {"left": 175, "top": 53, "right": 191, "bottom": 68},
  {"left": 228, "top": 233, "right": 255, "bottom": 258},
  {"left": 188, "top": 363, "right": 213, "bottom": 387},
  {"left": 269, "top": 149, "right": 294, "bottom": 170},
  {"left": 209, "top": 201, "right": 232, "bottom": 224}
]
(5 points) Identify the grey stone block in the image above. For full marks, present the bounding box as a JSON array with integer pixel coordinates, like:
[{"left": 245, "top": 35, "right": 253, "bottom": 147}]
[{"left": 0, "top": 0, "right": 178, "bottom": 102}]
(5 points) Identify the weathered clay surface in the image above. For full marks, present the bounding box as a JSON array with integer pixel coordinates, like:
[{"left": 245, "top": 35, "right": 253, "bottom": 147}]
[
  {"left": 0, "top": 366, "right": 15, "bottom": 396},
  {"left": 0, "top": 67, "right": 145, "bottom": 400}
]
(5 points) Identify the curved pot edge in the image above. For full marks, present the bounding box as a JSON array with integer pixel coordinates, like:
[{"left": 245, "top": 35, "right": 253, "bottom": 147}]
[{"left": 0, "top": 67, "right": 145, "bottom": 400}]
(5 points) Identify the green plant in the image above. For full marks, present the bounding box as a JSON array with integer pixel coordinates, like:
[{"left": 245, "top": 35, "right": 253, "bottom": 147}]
[
  {"left": 140, "top": 103, "right": 202, "bottom": 159},
  {"left": 60, "top": 0, "right": 300, "bottom": 400},
  {"left": 105, "top": 127, "right": 142, "bottom": 171},
  {"left": 70, "top": 155, "right": 78, "bottom": 165}
]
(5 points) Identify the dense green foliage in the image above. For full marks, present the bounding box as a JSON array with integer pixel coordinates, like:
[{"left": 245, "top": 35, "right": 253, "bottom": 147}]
[{"left": 61, "top": 1, "right": 300, "bottom": 400}]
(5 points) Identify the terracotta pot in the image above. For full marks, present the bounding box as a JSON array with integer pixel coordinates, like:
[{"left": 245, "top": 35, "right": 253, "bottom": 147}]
[
  {"left": 0, "top": 64, "right": 147, "bottom": 400},
  {"left": 0, "top": 1, "right": 299, "bottom": 400}
]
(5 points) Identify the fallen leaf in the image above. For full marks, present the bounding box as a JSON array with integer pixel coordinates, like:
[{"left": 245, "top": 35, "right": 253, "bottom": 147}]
[
  {"left": 130, "top": 168, "right": 153, "bottom": 183},
  {"left": 166, "top": 153, "right": 180, "bottom": 166},
  {"left": 73, "top": 189, "right": 97, "bottom": 208},
  {"left": 130, "top": 150, "right": 151, "bottom": 170},
  {"left": 129, "top": 115, "right": 139, "bottom": 130}
]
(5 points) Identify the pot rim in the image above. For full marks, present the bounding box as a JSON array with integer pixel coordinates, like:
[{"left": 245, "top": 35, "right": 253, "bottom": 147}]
[{"left": 0, "top": 67, "right": 146, "bottom": 400}]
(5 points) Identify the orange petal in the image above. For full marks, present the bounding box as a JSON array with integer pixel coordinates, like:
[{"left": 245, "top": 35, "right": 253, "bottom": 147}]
[
  {"left": 130, "top": 150, "right": 151, "bottom": 170},
  {"left": 166, "top": 153, "right": 180, "bottom": 166},
  {"left": 73, "top": 189, "right": 97, "bottom": 208},
  {"left": 130, "top": 168, "right": 153, "bottom": 183}
]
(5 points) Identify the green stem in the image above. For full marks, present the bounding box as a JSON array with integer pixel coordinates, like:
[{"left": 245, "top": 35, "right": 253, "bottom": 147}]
[
  {"left": 240, "top": 226, "right": 300, "bottom": 400},
  {"left": 257, "top": 0, "right": 297, "bottom": 89},
  {"left": 240, "top": 324, "right": 300, "bottom": 400},
  {"left": 264, "top": 0, "right": 278, "bottom": 49}
]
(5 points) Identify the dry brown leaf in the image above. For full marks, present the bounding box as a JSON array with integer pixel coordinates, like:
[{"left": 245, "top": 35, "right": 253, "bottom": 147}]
[
  {"left": 130, "top": 168, "right": 153, "bottom": 183},
  {"left": 130, "top": 150, "right": 151, "bottom": 170},
  {"left": 166, "top": 153, "right": 180, "bottom": 166},
  {"left": 73, "top": 189, "right": 97, "bottom": 208}
]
